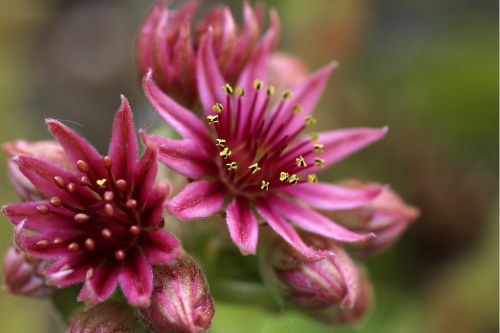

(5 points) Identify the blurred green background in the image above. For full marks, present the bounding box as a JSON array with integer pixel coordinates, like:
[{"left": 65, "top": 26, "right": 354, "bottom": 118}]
[{"left": 0, "top": 0, "right": 497, "bottom": 332}]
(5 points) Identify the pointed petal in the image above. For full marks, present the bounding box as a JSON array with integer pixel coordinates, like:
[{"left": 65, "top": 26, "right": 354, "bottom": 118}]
[
  {"left": 167, "top": 181, "right": 226, "bottom": 220},
  {"left": 108, "top": 96, "right": 138, "bottom": 182},
  {"left": 196, "top": 30, "right": 225, "bottom": 113},
  {"left": 133, "top": 142, "right": 158, "bottom": 206},
  {"left": 143, "top": 71, "right": 212, "bottom": 146},
  {"left": 226, "top": 198, "right": 259, "bottom": 255},
  {"left": 46, "top": 120, "right": 105, "bottom": 180},
  {"left": 269, "top": 195, "right": 374, "bottom": 243},
  {"left": 119, "top": 249, "right": 153, "bottom": 307},
  {"left": 146, "top": 134, "right": 216, "bottom": 179},
  {"left": 78, "top": 261, "right": 120, "bottom": 305},
  {"left": 331, "top": 244, "right": 360, "bottom": 308},
  {"left": 173, "top": 18, "right": 196, "bottom": 97},
  {"left": 137, "top": 0, "right": 167, "bottom": 76},
  {"left": 256, "top": 201, "right": 331, "bottom": 260},
  {"left": 282, "top": 182, "right": 384, "bottom": 211},
  {"left": 141, "top": 181, "right": 170, "bottom": 227},
  {"left": 4, "top": 201, "right": 74, "bottom": 232},
  {"left": 45, "top": 253, "right": 100, "bottom": 288},
  {"left": 142, "top": 230, "right": 181, "bottom": 264}
]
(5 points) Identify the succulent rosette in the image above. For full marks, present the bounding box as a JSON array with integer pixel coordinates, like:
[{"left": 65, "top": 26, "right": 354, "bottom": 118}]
[
  {"left": 2, "top": 97, "right": 181, "bottom": 306},
  {"left": 142, "top": 30, "right": 388, "bottom": 259}
]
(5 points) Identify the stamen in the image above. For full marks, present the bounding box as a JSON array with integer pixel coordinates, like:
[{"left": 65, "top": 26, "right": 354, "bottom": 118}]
[
  {"left": 219, "top": 147, "right": 232, "bottom": 159},
  {"left": 86, "top": 268, "right": 95, "bottom": 280},
  {"left": 253, "top": 79, "right": 263, "bottom": 90},
  {"left": 103, "top": 191, "right": 114, "bottom": 201},
  {"left": 54, "top": 176, "right": 65, "bottom": 188},
  {"left": 282, "top": 90, "right": 293, "bottom": 99},
  {"left": 67, "top": 242, "right": 80, "bottom": 252},
  {"left": 74, "top": 213, "right": 90, "bottom": 224},
  {"left": 235, "top": 87, "right": 245, "bottom": 96},
  {"left": 36, "top": 205, "right": 49, "bottom": 214},
  {"left": 36, "top": 240, "right": 50, "bottom": 248},
  {"left": 223, "top": 83, "right": 233, "bottom": 95},
  {"left": 96, "top": 179, "right": 107, "bottom": 188},
  {"left": 207, "top": 115, "right": 219, "bottom": 124},
  {"left": 314, "top": 143, "right": 324, "bottom": 153},
  {"left": 115, "top": 179, "right": 127, "bottom": 191},
  {"left": 279, "top": 172, "right": 290, "bottom": 182},
  {"left": 126, "top": 199, "right": 137, "bottom": 209},
  {"left": 103, "top": 156, "right": 112, "bottom": 169},
  {"left": 314, "top": 158, "right": 325, "bottom": 168},
  {"left": 115, "top": 250, "right": 126, "bottom": 261},
  {"left": 80, "top": 176, "right": 91, "bottom": 186},
  {"left": 226, "top": 162, "right": 238, "bottom": 170},
  {"left": 66, "top": 183, "right": 76, "bottom": 194},
  {"left": 261, "top": 180, "right": 269, "bottom": 191},
  {"left": 295, "top": 156, "right": 307, "bottom": 167},
  {"left": 53, "top": 237, "right": 63, "bottom": 245},
  {"left": 101, "top": 228, "right": 112, "bottom": 239},
  {"left": 215, "top": 138, "right": 226, "bottom": 147},
  {"left": 76, "top": 160, "right": 89, "bottom": 173},
  {"left": 266, "top": 85, "right": 275, "bottom": 96},
  {"left": 50, "top": 196, "right": 62, "bottom": 207},
  {"left": 292, "top": 104, "right": 303, "bottom": 113},
  {"left": 212, "top": 103, "right": 223, "bottom": 113},
  {"left": 129, "top": 225, "right": 141, "bottom": 235},
  {"left": 289, "top": 174, "right": 299, "bottom": 185},
  {"left": 248, "top": 163, "right": 261, "bottom": 174},
  {"left": 310, "top": 132, "right": 319, "bottom": 142},
  {"left": 84, "top": 238, "right": 95, "bottom": 250},
  {"left": 305, "top": 115, "right": 317, "bottom": 127},
  {"left": 307, "top": 174, "right": 318, "bottom": 183},
  {"left": 104, "top": 203, "right": 114, "bottom": 217}
]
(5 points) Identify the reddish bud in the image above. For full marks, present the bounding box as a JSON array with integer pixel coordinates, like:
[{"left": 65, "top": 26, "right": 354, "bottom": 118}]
[{"left": 67, "top": 301, "right": 137, "bottom": 333}]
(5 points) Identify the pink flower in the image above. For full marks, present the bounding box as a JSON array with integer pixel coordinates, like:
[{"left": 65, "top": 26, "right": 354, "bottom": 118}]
[
  {"left": 2, "top": 96, "right": 181, "bottom": 306},
  {"left": 137, "top": 0, "right": 279, "bottom": 105},
  {"left": 143, "top": 35, "right": 387, "bottom": 259},
  {"left": 67, "top": 301, "right": 137, "bottom": 333}
]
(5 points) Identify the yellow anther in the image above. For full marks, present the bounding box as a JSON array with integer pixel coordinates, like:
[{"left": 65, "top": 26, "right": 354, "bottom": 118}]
[
  {"left": 305, "top": 115, "right": 317, "bottom": 127},
  {"left": 253, "top": 79, "right": 263, "bottom": 90},
  {"left": 207, "top": 115, "right": 219, "bottom": 124},
  {"left": 282, "top": 90, "right": 293, "bottom": 99},
  {"left": 295, "top": 156, "right": 307, "bottom": 167},
  {"left": 279, "top": 171, "right": 290, "bottom": 182},
  {"left": 292, "top": 104, "right": 303, "bottom": 113},
  {"left": 226, "top": 162, "right": 238, "bottom": 170},
  {"left": 219, "top": 147, "right": 232, "bottom": 159},
  {"left": 288, "top": 174, "right": 299, "bottom": 185},
  {"left": 215, "top": 138, "right": 226, "bottom": 147},
  {"left": 307, "top": 174, "right": 318, "bottom": 183},
  {"left": 212, "top": 103, "right": 223, "bottom": 113},
  {"left": 235, "top": 87, "right": 245, "bottom": 96},
  {"left": 314, "top": 143, "right": 324, "bottom": 153},
  {"left": 248, "top": 163, "right": 261, "bottom": 174},
  {"left": 261, "top": 180, "right": 269, "bottom": 191},
  {"left": 314, "top": 158, "right": 325, "bottom": 168},
  {"left": 96, "top": 179, "right": 107, "bottom": 188},
  {"left": 310, "top": 132, "right": 319, "bottom": 142},
  {"left": 266, "top": 85, "right": 275, "bottom": 96},
  {"left": 223, "top": 83, "right": 233, "bottom": 95}
]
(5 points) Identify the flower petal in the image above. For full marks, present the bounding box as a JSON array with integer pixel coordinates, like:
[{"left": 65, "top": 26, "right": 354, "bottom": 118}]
[
  {"left": 256, "top": 201, "right": 331, "bottom": 260},
  {"left": 282, "top": 182, "right": 384, "bottom": 211},
  {"left": 226, "top": 197, "right": 259, "bottom": 255},
  {"left": 142, "top": 230, "right": 181, "bottom": 264},
  {"left": 141, "top": 181, "right": 170, "bottom": 227},
  {"left": 167, "top": 181, "right": 226, "bottom": 220},
  {"left": 331, "top": 244, "right": 360, "bottom": 308},
  {"left": 119, "top": 249, "right": 153, "bottom": 307},
  {"left": 133, "top": 142, "right": 158, "bottom": 206},
  {"left": 45, "top": 253, "right": 100, "bottom": 288},
  {"left": 3, "top": 201, "right": 73, "bottom": 232},
  {"left": 108, "top": 96, "right": 138, "bottom": 182},
  {"left": 269, "top": 195, "right": 374, "bottom": 243},
  {"left": 78, "top": 261, "right": 120, "bottom": 305}
]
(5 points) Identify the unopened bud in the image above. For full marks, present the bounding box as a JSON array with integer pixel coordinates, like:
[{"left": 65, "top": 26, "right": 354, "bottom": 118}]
[
  {"left": 139, "top": 255, "right": 215, "bottom": 333},
  {"left": 267, "top": 52, "right": 309, "bottom": 94},
  {"left": 330, "top": 179, "right": 420, "bottom": 255},
  {"left": 67, "top": 301, "right": 136, "bottom": 333},
  {"left": 3, "top": 245, "right": 55, "bottom": 297}
]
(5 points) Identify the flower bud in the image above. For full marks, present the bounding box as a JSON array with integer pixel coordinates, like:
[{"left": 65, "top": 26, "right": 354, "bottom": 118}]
[
  {"left": 139, "top": 255, "right": 215, "bottom": 333},
  {"left": 268, "top": 52, "right": 309, "bottom": 93},
  {"left": 260, "top": 233, "right": 361, "bottom": 314},
  {"left": 329, "top": 179, "right": 419, "bottom": 255},
  {"left": 3, "top": 140, "right": 70, "bottom": 200},
  {"left": 3, "top": 245, "right": 55, "bottom": 297},
  {"left": 67, "top": 301, "right": 136, "bottom": 333}
]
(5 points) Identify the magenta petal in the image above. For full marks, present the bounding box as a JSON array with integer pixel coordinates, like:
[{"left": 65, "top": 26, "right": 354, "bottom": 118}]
[
  {"left": 143, "top": 71, "right": 212, "bottom": 146},
  {"left": 256, "top": 201, "right": 331, "bottom": 260},
  {"left": 282, "top": 182, "right": 384, "bottom": 211},
  {"left": 141, "top": 182, "right": 170, "bottom": 227},
  {"left": 3, "top": 202, "right": 73, "bottom": 232},
  {"left": 133, "top": 143, "right": 158, "bottom": 206},
  {"left": 118, "top": 249, "right": 153, "bottom": 307},
  {"left": 146, "top": 134, "right": 216, "bottom": 179},
  {"left": 269, "top": 195, "right": 374, "bottom": 243},
  {"left": 108, "top": 96, "right": 138, "bottom": 182},
  {"left": 46, "top": 120, "right": 105, "bottom": 180},
  {"left": 331, "top": 244, "right": 360, "bottom": 308},
  {"left": 137, "top": 0, "right": 167, "bottom": 76},
  {"left": 142, "top": 230, "right": 181, "bottom": 264},
  {"left": 196, "top": 30, "right": 226, "bottom": 113},
  {"left": 78, "top": 261, "right": 120, "bottom": 305},
  {"left": 45, "top": 253, "right": 99, "bottom": 288},
  {"left": 167, "top": 181, "right": 226, "bottom": 220},
  {"left": 226, "top": 198, "right": 259, "bottom": 255}
]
